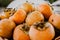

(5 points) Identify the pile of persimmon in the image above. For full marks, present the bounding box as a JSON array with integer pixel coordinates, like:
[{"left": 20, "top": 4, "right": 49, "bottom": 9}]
[{"left": 0, "top": 2, "right": 60, "bottom": 40}]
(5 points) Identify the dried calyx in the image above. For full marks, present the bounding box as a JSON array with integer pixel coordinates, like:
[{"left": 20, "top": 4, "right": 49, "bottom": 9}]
[
  {"left": 21, "top": 24, "right": 30, "bottom": 34},
  {"left": 33, "top": 22, "right": 48, "bottom": 31},
  {"left": 48, "top": 3, "right": 54, "bottom": 10},
  {"left": 22, "top": 25, "right": 29, "bottom": 32},
  {"left": 4, "top": 8, "right": 16, "bottom": 16}
]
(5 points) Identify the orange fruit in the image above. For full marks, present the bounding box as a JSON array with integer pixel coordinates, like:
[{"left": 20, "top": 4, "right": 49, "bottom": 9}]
[
  {"left": 21, "top": 2, "right": 34, "bottom": 13},
  {"left": 29, "top": 22, "right": 55, "bottom": 40},
  {"left": 9, "top": 16, "right": 14, "bottom": 21},
  {"left": 13, "top": 24, "right": 30, "bottom": 40},
  {"left": 0, "top": 19, "right": 15, "bottom": 38},
  {"left": 26, "top": 11, "right": 44, "bottom": 26},
  {"left": 10, "top": 9, "right": 26, "bottom": 24},
  {"left": 49, "top": 14, "right": 60, "bottom": 30},
  {"left": 38, "top": 3, "right": 53, "bottom": 19}
]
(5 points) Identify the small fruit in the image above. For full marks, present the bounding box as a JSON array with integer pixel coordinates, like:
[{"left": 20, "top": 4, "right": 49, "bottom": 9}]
[
  {"left": 13, "top": 24, "right": 30, "bottom": 40},
  {"left": 11, "top": 9, "right": 26, "bottom": 24},
  {"left": 0, "top": 19, "right": 16, "bottom": 38},
  {"left": 0, "top": 12, "right": 9, "bottom": 20},
  {"left": 38, "top": 3, "right": 53, "bottom": 19},
  {"left": 29, "top": 22, "right": 55, "bottom": 40},
  {"left": 26, "top": 11, "right": 44, "bottom": 26},
  {"left": 4, "top": 8, "right": 16, "bottom": 16},
  {"left": 49, "top": 14, "right": 60, "bottom": 30},
  {"left": 20, "top": 2, "right": 34, "bottom": 13},
  {"left": 0, "top": 8, "right": 16, "bottom": 20}
]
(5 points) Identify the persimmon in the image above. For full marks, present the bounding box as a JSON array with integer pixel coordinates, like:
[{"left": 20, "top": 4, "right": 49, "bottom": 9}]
[
  {"left": 0, "top": 19, "right": 16, "bottom": 38},
  {"left": 26, "top": 11, "right": 44, "bottom": 26},
  {"left": 0, "top": 8, "right": 16, "bottom": 20},
  {"left": 49, "top": 14, "right": 60, "bottom": 30},
  {"left": 11, "top": 9, "right": 26, "bottom": 24},
  {"left": 13, "top": 24, "right": 30, "bottom": 40},
  {"left": 38, "top": 3, "right": 53, "bottom": 19},
  {"left": 20, "top": 2, "right": 34, "bottom": 13},
  {"left": 29, "top": 22, "right": 55, "bottom": 40}
]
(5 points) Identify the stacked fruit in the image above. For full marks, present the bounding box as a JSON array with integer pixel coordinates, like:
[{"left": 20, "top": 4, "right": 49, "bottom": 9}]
[{"left": 0, "top": 2, "right": 60, "bottom": 40}]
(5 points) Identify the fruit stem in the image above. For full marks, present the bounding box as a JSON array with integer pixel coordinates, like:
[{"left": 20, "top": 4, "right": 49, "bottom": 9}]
[
  {"left": 34, "top": 22, "right": 44, "bottom": 28},
  {"left": 22, "top": 24, "right": 29, "bottom": 32}
]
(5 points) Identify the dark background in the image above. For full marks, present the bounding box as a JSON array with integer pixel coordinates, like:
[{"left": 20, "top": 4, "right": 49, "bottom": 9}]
[{"left": 0, "top": 0, "right": 13, "bottom": 7}]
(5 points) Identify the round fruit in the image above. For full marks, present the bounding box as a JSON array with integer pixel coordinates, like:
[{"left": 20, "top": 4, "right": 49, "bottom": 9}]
[
  {"left": 13, "top": 24, "right": 30, "bottom": 40},
  {"left": 38, "top": 3, "right": 53, "bottom": 19},
  {"left": 11, "top": 9, "right": 26, "bottom": 24},
  {"left": 29, "top": 22, "right": 55, "bottom": 40},
  {"left": 20, "top": 2, "right": 34, "bottom": 13},
  {"left": 0, "top": 19, "right": 16, "bottom": 38},
  {"left": 0, "top": 8, "right": 15, "bottom": 20},
  {"left": 26, "top": 11, "right": 44, "bottom": 26},
  {"left": 49, "top": 14, "right": 60, "bottom": 30}
]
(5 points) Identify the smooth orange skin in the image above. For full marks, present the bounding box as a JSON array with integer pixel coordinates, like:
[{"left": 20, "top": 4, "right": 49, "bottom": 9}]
[
  {"left": 12, "top": 9, "right": 26, "bottom": 24},
  {"left": 38, "top": 3, "right": 52, "bottom": 19},
  {"left": 0, "top": 19, "right": 16, "bottom": 38},
  {"left": 9, "top": 16, "right": 14, "bottom": 21},
  {"left": 49, "top": 14, "right": 60, "bottom": 30},
  {"left": 29, "top": 22, "right": 55, "bottom": 40},
  {"left": 13, "top": 24, "right": 30, "bottom": 40},
  {"left": 26, "top": 11, "right": 44, "bottom": 26},
  {"left": 21, "top": 2, "right": 34, "bottom": 13}
]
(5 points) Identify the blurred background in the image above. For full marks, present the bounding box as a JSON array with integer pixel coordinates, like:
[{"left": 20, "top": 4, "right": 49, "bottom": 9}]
[
  {"left": 0, "top": 0, "right": 59, "bottom": 7},
  {"left": 0, "top": 0, "right": 60, "bottom": 13}
]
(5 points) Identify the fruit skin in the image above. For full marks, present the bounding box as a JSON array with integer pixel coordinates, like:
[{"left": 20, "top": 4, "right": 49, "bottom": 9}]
[
  {"left": 29, "top": 22, "right": 55, "bottom": 40},
  {"left": 0, "top": 19, "right": 16, "bottom": 38},
  {"left": 11, "top": 9, "right": 26, "bottom": 24},
  {"left": 0, "top": 8, "right": 15, "bottom": 20},
  {"left": 49, "top": 14, "right": 60, "bottom": 30},
  {"left": 20, "top": 2, "right": 34, "bottom": 13},
  {"left": 38, "top": 3, "right": 53, "bottom": 19},
  {"left": 13, "top": 24, "right": 30, "bottom": 40},
  {"left": 0, "top": 12, "right": 10, "bottom": 20},
  {"left": 26, "top": 11, "right": 44, "bottom": 26}
]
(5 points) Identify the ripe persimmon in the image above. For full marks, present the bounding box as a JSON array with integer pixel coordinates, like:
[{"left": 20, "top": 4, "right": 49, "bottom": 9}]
[
  {"left": 20, "top": 2, "right": 34, "bottom": 13},
  {"left": 13, "top": 24, "right": 30, "bottom": 40},
  {"left": 10, "top": 9, "right": 26, "bottom": 24},
  {"left": 26, "top": 11, "right": 44, "bottom": 26},
  {"left": 49, "top": 14, "right": 60, "bottom": 30},
  {"left": 29, "top": 22, "right": 55, "bottom": 40},
  {"left": 38, "top": 3, "right": 53, "bottom": 19},
  {"left": 0, "top": 19, "right": 16, "bottom": 38}
]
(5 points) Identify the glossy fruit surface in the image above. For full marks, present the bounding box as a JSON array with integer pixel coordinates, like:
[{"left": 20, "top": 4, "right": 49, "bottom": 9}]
[
  {"left": 21, "top": 2, "right": 34, "bottom": 13},
  {"left": 11, "top": 9, "right": 26, "bottom": 24},
  {"left": 0, "top": 19, "right": 15, "bottom": 38},
  {"left": 13, "top": 24, "right": 30, "bottom": 40},
  {"left": 38, "top": 3, "right": 53, "bottom": 19},
  {"left": 26, "top": 11, "right": 44, "bottom": 26},
  {"left": 29, "top": 22, "right": 55, "bottom": 40},
  {"left": 49, "top": 14, "right": 60, "bottom": 30}
]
